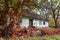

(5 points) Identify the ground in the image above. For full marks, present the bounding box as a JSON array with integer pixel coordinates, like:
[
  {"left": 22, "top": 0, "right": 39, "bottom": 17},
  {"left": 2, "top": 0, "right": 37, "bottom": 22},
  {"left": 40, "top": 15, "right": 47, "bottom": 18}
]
[
  {"left": 0, "top": 34, "right": 60, "bottom": 40},
  {"left": 21, "top": 34, "right": 60, "bottom": 40}
]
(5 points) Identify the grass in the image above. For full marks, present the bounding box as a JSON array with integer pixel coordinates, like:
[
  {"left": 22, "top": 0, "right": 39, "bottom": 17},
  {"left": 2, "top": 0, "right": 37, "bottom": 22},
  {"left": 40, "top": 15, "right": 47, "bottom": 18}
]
[
  {"left": 41, "top": 34, "right": 60, "bottom": 40},
  {"left": 0, "top": 34, "right": 60, "bottom": 40},
  {"left": 20, "top": 34, "right": 60, "bottom": 40}
]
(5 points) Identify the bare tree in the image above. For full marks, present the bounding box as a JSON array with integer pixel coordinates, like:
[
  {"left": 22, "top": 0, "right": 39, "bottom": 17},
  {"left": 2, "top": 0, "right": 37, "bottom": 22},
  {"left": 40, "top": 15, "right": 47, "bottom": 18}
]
[{"left": 43, "top": 0, "right": 60, "bottom": 28}]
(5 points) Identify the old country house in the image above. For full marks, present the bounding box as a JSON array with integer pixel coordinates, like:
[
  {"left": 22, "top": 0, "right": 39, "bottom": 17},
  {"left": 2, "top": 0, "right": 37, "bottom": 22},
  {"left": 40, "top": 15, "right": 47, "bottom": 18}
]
[
  {"left": 20, "top": 9, "right": 49, "bottom": 28},
  {"left": 0, "top": 9, "right": 49, "bottom": 28}
]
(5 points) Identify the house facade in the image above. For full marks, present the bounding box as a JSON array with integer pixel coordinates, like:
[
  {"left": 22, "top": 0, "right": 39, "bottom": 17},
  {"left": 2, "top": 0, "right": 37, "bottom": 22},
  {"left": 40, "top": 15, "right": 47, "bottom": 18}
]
[{"left": 20, "top": 9, "right": 49, "bottom": 28}]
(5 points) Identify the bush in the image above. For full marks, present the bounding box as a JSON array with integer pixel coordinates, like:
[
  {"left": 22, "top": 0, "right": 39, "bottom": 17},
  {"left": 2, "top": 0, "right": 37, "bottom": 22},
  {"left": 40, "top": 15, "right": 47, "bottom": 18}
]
[
  {"left": 41, "top": 28, "right": 54, "bottom": 35},
  {"left": 53, "top": 28, "right": 60, "bottom": 34},
  {"left": 16, "top": 27, "right": 60, "bottom": 37},
  {"left": 1, "top": 25, "right": 60, "bottom": 38}
]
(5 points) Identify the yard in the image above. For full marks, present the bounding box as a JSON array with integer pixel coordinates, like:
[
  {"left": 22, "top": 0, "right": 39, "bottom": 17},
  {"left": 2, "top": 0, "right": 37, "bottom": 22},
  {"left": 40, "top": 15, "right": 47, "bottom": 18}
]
[
  {"left": 18, "top": 34, "right": 60, "bottom": 40},
  {"left": 0, "top": 27, "right": 60, "bottom": 40},
  {"left": 0, "top": 34, "right": 60, "bottom": 40}
]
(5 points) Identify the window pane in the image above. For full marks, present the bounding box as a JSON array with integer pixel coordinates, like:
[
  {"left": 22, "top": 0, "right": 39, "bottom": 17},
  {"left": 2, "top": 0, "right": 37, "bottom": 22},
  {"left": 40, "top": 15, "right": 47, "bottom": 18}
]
[{"left": 43, "top": 22, "right": 45, "bottom": 25}]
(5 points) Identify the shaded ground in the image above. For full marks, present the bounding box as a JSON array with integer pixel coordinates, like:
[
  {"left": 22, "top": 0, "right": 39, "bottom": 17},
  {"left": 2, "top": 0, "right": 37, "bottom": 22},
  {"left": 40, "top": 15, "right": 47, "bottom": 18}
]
[{"left": 0, "top": 34, "right": 60, "bottom": 40}]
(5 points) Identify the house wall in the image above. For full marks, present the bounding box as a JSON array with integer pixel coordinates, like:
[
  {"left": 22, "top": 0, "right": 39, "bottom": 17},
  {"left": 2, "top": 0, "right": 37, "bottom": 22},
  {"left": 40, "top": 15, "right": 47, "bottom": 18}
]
[
  {"left": 33, "top": 19, "right": 40, "bottom": 27},
  {"left": 33, "top": 19, "right": 49, "bottom": 28},
  {"left": 21, "top": 17, "right": 29, "bottom": 28},
  {"left": 21, "top": 17, "right": 49, "bottom": 28},
  {"left": 41, "top": 21, "right": 48, "bottom": 27}
]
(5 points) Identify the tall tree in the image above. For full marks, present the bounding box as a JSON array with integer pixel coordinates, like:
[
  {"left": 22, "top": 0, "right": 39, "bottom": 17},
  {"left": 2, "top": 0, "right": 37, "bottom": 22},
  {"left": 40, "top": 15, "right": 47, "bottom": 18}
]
[
  {"left": 41, "top": 0, "right": 60, "bottom": 28},
  {"left": 0, "top": 0, "right": 33, "bottom": 37}
]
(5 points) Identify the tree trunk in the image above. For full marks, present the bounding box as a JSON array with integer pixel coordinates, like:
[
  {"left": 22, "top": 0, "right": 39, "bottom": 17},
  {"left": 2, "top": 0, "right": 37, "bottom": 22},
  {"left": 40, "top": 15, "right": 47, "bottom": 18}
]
[{"left": 54, "top": 20, "right": 57, "bottom": 28}]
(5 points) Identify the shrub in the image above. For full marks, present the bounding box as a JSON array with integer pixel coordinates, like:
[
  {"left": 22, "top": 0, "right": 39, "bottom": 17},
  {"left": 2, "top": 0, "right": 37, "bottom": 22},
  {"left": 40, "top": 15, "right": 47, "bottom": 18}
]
[
  {"left": 8, "top": 27, "right": 60, "bottom": 38},
  {"left": 41, "top": 28, "right": 54, "bottom": 35},
  {"left": 53, "top": 28, "right": 60, "bottom": 34}
]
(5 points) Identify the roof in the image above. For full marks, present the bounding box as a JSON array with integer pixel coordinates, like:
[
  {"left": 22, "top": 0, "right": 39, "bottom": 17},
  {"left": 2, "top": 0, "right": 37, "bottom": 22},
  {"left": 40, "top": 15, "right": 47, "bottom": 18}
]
[{"left": 22, "top": 9, "right": 49, "bottom": 21}]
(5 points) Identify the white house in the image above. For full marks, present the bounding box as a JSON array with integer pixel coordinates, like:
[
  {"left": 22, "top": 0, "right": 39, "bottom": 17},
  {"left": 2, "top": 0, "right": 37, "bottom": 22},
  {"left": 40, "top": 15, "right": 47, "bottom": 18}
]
[{"left": 20, "top": 9, "right": 49, "bottom": 28}]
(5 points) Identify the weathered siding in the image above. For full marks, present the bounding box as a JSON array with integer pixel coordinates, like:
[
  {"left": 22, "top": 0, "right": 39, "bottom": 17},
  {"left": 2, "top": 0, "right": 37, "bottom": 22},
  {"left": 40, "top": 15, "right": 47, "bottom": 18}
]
[
  {"left": 21, "top": 17, "right": 29, "bottom": 28},
  {"left": 33, "top": 19, "right": 48, "bottom": 28},
  {"left": 42, "top": 21, "right": 48, "bottom": 27},
  {"left": 33, "top": 19, "right": 40, "bottom": 27},
  {"left": 21, "top": 17, "right": 49, "bottom": 28}
]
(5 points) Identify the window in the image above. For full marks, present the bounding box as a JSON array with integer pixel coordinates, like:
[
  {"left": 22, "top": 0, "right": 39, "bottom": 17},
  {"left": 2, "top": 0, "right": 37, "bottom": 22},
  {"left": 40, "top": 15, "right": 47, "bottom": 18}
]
[{"left": 43, "top": 22, "right": 45, "bottom": 25}]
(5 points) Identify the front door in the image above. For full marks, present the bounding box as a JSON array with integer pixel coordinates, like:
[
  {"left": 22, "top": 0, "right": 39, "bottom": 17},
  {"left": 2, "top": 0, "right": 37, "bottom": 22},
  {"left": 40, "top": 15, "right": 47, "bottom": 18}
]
[{"left": 29, "top": 19, "right": 33, "bottom": 27}]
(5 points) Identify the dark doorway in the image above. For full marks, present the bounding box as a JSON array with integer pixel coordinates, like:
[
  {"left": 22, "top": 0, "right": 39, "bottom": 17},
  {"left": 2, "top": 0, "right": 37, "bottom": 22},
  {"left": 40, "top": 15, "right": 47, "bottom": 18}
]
[{"left": 29, "top": 19, "right": 33, "bottom": 27}]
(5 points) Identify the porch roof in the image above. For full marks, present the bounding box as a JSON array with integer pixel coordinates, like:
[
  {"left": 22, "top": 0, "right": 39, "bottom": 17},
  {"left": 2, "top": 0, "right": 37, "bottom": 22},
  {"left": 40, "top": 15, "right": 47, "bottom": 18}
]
[{"left": 22, "top": 9, "right": 48, "bottom": 21}]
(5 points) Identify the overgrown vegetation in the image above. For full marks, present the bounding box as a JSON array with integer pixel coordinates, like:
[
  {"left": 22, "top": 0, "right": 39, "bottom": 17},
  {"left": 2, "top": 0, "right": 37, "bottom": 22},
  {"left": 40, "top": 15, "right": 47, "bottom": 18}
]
[
  {"left": 0, "top": 0, "right": 60, "bottom": 38},
  {"left": 0, "top": 34, "right": 60, "bottom": 40}
]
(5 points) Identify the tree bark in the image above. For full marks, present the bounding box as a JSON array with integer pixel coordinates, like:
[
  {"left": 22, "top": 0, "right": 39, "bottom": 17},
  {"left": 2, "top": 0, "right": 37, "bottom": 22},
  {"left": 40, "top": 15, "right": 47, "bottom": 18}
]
[{"left": 54, "top": 20, "right": 57, "bottom": 28}]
